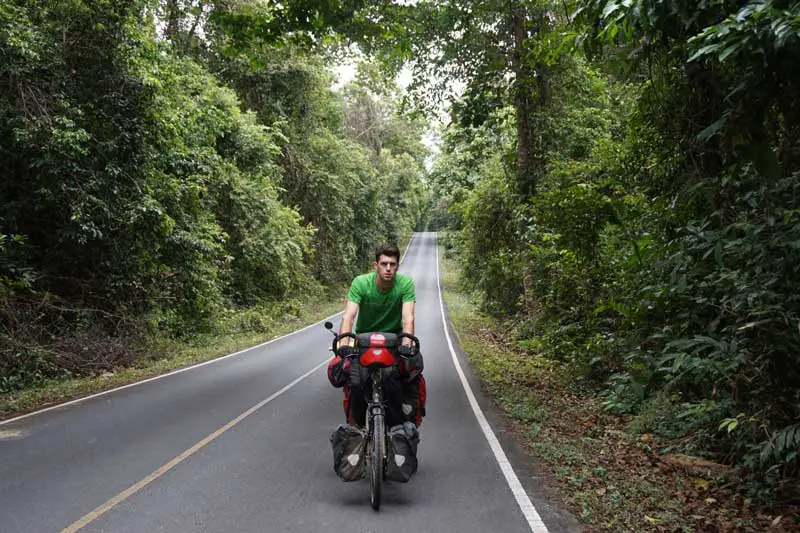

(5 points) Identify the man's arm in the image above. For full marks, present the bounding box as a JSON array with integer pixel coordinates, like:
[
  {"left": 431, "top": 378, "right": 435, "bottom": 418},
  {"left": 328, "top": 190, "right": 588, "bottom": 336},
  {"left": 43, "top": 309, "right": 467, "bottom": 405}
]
[
  {"left": 339, "top": 300, "right": 359, "bottom": 347},
  {"left": 401, "top": 301, "right": 415, "bottom": 345}
]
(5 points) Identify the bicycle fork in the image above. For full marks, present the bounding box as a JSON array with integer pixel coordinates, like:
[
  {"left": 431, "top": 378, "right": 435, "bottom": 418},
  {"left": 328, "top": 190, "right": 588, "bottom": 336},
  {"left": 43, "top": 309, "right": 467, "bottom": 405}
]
[{"left": 368, "top": 371, "right": 386, "bottom": 463}]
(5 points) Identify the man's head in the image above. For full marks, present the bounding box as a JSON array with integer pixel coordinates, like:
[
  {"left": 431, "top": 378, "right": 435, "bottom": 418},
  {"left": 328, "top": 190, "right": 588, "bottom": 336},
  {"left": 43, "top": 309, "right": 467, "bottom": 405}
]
[{"left": 374, "top": 243, "right": 400, "bottom": 284}]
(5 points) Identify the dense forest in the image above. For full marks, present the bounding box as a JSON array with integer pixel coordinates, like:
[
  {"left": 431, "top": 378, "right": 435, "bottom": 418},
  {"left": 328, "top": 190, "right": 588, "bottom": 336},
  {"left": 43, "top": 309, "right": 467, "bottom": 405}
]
[
  {"left": 2, "top": 0, "right": 799, "bottom": 507},
  {"left": 423, "top": 0, "right": 800, "bottom": 502},
  {"left": 0, "top": 2, "right": 428, "bottom": 390}
]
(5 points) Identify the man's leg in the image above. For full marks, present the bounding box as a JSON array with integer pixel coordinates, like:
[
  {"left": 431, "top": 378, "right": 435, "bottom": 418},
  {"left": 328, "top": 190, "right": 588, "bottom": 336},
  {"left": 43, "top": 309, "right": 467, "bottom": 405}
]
[
  {"left": 348, "top": 367, "right": 424, "bottom": 427},
  {"left": 346, "top": 383, "right": 368, "bottom": 426},
  {"left": 379, "top": 367, "right": 406, "bottom": 427},
  {"left": 402, "top": 374, "right": 425, "bottom": 426},
  {"left": 382, "top": 368, "right": 425, "bottom": 427},
  {"left": 397, "top": 348, "right": 425, "bottom": 426}
]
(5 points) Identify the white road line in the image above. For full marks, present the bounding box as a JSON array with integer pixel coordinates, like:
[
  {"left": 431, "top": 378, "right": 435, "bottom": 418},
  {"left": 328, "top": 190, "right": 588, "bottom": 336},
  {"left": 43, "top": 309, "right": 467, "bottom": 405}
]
[
  {"left": 400, "top": 232, "right": 415, "bottom": 264},
  {"left": 2, "top": 233, "right": 419, "bottom": 427},
  {"left": 0, "top": 313, "right": 342, "bottom": 427},
  {"left": 61, "top": 359, "right": 330, "bottom": 533},
  {"left": 434, "top": 234, "right": 550, "bottom": 533}
]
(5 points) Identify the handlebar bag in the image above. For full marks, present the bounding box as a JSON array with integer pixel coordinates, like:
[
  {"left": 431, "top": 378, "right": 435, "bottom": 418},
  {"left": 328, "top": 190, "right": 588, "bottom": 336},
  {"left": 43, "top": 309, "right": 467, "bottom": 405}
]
[{"left": 356, "top": 332, "right": 399, "bottom": 350}]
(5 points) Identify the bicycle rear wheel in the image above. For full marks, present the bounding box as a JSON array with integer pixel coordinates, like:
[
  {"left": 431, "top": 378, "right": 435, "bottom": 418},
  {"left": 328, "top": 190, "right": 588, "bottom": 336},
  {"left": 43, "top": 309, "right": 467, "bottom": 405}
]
[{"left": 369, "top": 412, "right": 384, "bottom": 511}]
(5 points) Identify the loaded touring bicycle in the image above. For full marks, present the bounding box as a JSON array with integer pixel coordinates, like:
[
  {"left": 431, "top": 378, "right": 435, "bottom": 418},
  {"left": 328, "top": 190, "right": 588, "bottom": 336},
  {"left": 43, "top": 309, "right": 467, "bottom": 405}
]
[{"left": 326, "top": 321, "right": 420, "bottom": 510}]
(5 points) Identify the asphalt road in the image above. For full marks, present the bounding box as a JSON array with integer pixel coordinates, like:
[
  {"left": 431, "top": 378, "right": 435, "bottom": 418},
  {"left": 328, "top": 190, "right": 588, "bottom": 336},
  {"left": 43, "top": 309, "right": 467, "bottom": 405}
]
[{"left": 0, "top": 232, "right": 580, "bottom": 533}]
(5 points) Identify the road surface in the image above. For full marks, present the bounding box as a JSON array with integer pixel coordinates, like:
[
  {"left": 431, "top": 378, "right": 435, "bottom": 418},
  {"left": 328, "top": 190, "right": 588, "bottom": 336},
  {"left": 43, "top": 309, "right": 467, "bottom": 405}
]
[{"left": 0, "top": 232, "right": 579, "bottom": 532}]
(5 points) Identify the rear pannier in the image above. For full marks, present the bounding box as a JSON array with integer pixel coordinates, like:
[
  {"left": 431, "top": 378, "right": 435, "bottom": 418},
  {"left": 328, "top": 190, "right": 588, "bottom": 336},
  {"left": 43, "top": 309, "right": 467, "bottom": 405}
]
[
  {"left": 330, "top": 425, "right": 367, "bottom": 481},
  {"left": 385, "top": 422, "right": 419, "bottom": 483}
]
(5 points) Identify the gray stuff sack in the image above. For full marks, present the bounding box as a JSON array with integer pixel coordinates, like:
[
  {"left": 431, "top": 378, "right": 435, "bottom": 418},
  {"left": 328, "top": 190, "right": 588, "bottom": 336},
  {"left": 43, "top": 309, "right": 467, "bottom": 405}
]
[
  {"left": 330, "top": 424, "right": 366, "bottom": 481},
  {"left": 385, "top": 422, "right": 419, "bottom": 483}
]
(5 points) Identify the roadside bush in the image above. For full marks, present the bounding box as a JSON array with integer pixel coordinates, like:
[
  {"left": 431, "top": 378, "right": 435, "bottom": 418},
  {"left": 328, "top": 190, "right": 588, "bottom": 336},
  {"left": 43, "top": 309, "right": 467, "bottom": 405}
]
[{"left": 458, "top": 159, "right": 525, "bottom": 316}]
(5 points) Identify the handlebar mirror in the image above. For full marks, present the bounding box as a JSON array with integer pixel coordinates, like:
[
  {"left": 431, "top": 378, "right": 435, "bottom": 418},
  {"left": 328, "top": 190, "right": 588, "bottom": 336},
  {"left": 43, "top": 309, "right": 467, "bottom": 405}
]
[{"left": 324, "top": 321, "right": 333, "bottom": 330}]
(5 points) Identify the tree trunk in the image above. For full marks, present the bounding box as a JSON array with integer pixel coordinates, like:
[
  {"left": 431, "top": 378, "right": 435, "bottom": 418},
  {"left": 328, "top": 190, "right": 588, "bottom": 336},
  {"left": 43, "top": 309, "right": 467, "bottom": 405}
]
[
  {"left": 164, "top": 0, "right": 181, "bottom": 42},
  {"left": 510, "top": 7, "right": 537, "bottom": 197}
]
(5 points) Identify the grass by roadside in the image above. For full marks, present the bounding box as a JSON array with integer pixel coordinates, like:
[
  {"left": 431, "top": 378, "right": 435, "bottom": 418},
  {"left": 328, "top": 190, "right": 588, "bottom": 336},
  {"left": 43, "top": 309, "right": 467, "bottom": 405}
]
[
  {"left": 439, "top": 248, "right": 798, "bottom": 532},
  {"left": 0, "top": 293, "right": 345, "bottom": 421},
  {"left": 0, "top": 234, "right": 416, "bottom": 421}
]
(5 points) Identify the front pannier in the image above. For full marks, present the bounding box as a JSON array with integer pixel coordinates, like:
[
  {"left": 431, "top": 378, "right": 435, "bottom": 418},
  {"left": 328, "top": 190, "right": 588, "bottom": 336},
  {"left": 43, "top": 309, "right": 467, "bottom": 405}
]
[
  {"left": 327, "top": 356, "right": 347, "bottom": 388},
  {"left": 347, "top": 356, "right": 368, "bottom": 388},
  {"left": 330, "top": 424, "right": 367, "bottom": 481},
  {"left": 385, "top": 422, "right": 419, "bottom": 483}
]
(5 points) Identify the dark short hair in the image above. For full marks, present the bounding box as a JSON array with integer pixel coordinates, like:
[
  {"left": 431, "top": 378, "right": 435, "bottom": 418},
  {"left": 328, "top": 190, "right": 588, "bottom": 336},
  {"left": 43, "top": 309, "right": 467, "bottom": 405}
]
[{"left": 375, "top": 243, "right": 400, "bottom": 262}]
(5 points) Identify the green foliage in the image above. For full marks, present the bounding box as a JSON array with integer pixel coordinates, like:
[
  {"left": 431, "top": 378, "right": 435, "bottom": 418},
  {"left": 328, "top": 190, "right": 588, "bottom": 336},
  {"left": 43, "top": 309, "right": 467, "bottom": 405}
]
[
  {"left": 0, "top": 1, "right": 427, "bottom": 392},
  {"left": 573, "top": 0, "right": 800, "bottom": 491},
  {"left": 459, "top": 158, "right": 525, "bottom": 315},
  {"left": 201, "top": 34, "right": 428, "bottom": 282},
  {"left": 431, "top": 0, "right": 800, "bottom": 498}
]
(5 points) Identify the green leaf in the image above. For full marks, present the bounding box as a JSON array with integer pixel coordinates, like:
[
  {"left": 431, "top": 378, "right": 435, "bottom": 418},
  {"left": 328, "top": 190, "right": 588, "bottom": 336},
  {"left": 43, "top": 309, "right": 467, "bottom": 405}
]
[
  {"left": 602, "top": 2, "right": 621, "bottom": 19},
  {"left": 719, "top": 418, "right": 739, "bottom": 433},
  {"left": 696, "top": 116, "right": 728, "bottom": 142},
  {"left": 776, "top": 429, "right": 787, "bottom": 454},
  {"left": 717, "top": 42, "right": 741, "bottom": 62},
  {"left": 714, "top": 240, "right": 723, "bottom": 267},
  {"left": 688, "top": 43, "right": 722, "bottom": 62}
]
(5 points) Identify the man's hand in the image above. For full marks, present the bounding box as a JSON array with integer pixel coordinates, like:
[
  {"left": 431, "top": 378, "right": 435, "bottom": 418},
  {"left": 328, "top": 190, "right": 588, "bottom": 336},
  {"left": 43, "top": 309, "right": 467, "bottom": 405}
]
[
  {"left": 398, "top": 344, "right": 423, "bottom": 375},
  {"left": 398, "top": 344, "right": 416, "bottom": 357},
  {"left": 327, "top": 356, "right": 347, "bottom": 388},
  {"left": 337, "top": 345, "right": 358, "bottom": 358}
]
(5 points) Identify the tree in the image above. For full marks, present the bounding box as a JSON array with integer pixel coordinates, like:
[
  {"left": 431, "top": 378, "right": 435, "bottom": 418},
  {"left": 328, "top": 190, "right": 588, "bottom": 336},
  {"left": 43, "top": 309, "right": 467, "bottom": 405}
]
[{"left": 357, "top": 0, "right": 560, "bottom": 196}]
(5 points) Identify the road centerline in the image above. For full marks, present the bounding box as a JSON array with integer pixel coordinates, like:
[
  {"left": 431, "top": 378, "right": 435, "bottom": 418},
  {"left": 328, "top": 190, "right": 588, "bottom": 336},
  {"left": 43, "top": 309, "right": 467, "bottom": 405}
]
[{"left": 60, "top": 358, "right": 330, "bottom": 533}]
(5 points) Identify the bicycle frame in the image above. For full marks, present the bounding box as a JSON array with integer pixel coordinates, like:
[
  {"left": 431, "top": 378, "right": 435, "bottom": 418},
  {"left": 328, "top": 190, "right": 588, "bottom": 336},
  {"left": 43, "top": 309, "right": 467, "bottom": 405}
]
[
  {"left": 365, "top": 369, "right": 386, "bottom": 510},
  {"left": 366, "top": 371, "right": 386, "bottom": 453}
]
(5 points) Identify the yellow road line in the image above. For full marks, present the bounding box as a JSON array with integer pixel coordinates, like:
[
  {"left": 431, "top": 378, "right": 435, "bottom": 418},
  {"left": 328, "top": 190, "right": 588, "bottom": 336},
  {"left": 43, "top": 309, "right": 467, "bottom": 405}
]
[{"left": 62, "top": 359, "right": 329, "bottom": 533}]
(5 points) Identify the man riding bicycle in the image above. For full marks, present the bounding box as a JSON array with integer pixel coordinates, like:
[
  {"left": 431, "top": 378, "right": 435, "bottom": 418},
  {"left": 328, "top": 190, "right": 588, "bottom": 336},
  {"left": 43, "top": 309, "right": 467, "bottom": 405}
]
[{"left": 327, "top": 243, "right": 426, "bottom": 428}]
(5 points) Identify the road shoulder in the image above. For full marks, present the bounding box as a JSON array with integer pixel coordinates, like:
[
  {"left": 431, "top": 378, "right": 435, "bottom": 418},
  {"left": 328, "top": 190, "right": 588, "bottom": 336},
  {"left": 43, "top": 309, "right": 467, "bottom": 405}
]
[
  {"left": 438, "top": 245, "right": 582, "bottom": 533},
  {"left": 438, "top": 246, "right": 798, "bottom": 532}
]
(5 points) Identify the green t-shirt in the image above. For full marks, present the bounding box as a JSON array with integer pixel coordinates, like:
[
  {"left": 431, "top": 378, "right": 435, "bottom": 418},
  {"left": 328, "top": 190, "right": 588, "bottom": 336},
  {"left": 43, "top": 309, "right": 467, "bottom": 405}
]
[{"left": 348, "top": 272, "right": 416, "bottom": 334}]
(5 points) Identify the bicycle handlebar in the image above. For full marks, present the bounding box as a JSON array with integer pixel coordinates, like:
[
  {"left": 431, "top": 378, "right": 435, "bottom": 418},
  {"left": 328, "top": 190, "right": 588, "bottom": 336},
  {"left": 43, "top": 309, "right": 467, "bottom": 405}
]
[
  {"left": 325, "top": 321, "right": 420, "bottom": 358},
  {"left": 398, "top": 332, "right": 420, "bottom": 351},
  {"left": 331, "top": 332, "right": 357, "bottom": 355}
]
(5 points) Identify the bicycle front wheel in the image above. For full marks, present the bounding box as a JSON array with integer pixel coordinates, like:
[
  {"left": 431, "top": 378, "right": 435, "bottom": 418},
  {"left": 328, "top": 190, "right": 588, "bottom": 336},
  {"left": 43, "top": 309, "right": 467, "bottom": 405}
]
[{"left": 369, "top": 412, "right": 384, "bottom": 511}]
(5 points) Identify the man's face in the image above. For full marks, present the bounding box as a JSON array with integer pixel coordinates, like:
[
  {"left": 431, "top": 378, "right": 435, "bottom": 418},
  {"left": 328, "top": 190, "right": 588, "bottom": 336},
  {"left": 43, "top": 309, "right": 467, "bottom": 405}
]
[{"left": 374, "top": 254, "right": 399, "bottom": 283}]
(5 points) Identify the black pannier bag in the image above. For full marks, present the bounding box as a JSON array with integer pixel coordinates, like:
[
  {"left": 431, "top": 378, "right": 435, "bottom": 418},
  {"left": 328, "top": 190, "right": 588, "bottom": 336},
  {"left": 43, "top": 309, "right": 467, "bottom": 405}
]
[
  {"left": 330, "top": 425, "right": 367, "bottom": 481},
  {"left": 385, "top": 422, "right": 419, "bottom": 483},
  {"left": 347, "top": 356, "right": 368, "bottom": 388}
]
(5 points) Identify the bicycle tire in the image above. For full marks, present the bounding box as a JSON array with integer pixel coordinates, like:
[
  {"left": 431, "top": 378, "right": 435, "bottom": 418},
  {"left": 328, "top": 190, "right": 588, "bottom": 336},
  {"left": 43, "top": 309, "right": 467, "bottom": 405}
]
[{"left": 369, "top": 412, "right": 384, "bottom": 511}]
